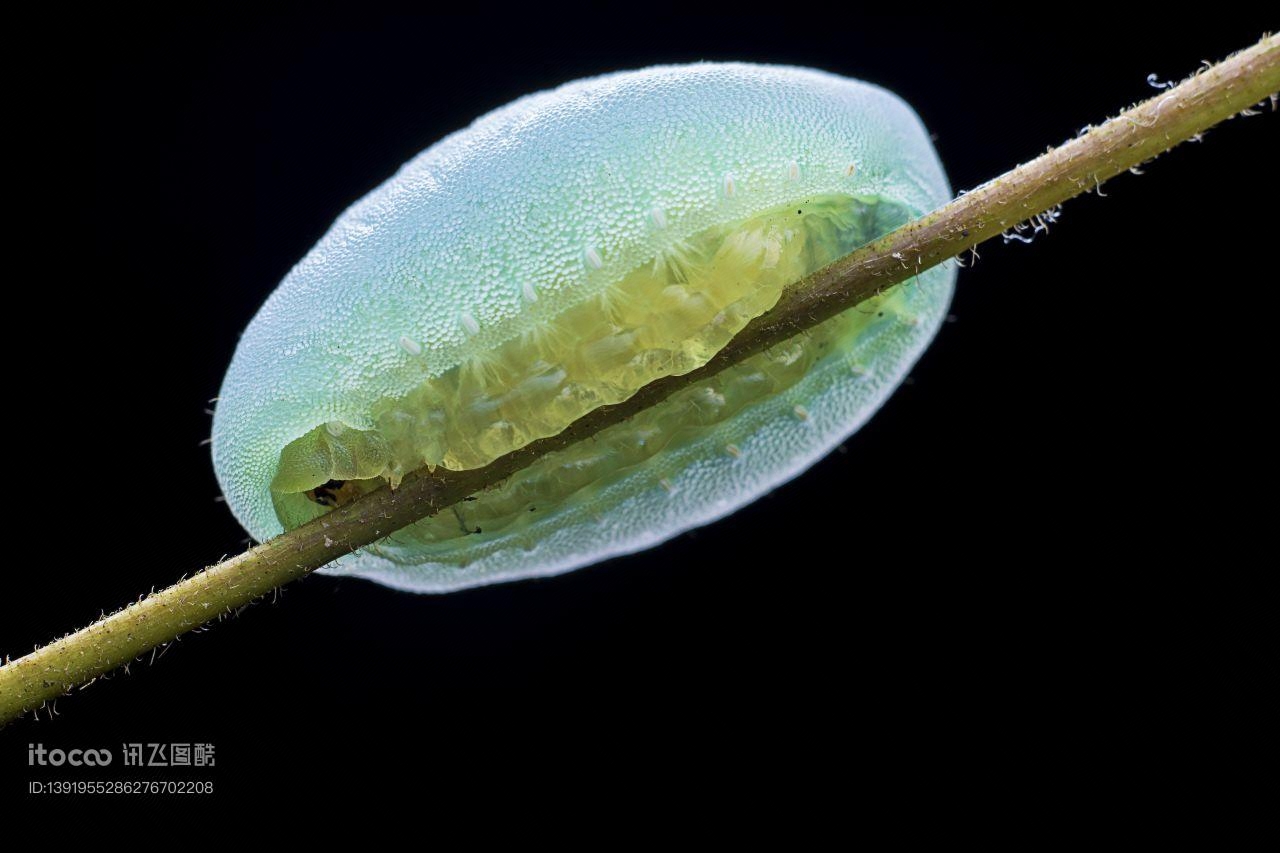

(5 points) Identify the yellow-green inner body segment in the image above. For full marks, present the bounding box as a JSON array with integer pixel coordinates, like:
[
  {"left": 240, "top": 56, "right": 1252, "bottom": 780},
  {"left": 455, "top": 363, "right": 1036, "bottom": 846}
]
[{"left": 272, "top": 194, "right": 913, "bottom": 552}]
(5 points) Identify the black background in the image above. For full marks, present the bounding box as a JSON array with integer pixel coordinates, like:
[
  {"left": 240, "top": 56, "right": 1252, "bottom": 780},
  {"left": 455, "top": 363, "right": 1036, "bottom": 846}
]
[{"left": 4, "top": 8, "right": 1274, "bottom": 810}]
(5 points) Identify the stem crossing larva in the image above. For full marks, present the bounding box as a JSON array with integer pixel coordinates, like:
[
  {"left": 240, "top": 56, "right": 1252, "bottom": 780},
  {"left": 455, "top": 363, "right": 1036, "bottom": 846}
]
[{"left": 212, "top": 63, "right": 955, "bottom": 592}]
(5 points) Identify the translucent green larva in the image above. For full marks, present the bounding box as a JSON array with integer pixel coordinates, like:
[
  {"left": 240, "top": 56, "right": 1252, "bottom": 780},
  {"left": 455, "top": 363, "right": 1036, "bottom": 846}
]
[{"left": 212, "top": 62, "right": 955, "bottom": 592}]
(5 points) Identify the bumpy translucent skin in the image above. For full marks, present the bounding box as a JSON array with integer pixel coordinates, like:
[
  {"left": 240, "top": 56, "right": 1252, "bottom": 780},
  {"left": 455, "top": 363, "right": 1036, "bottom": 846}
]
[{"left": 212, "top": 62, "right": 956, "bottom": 592}]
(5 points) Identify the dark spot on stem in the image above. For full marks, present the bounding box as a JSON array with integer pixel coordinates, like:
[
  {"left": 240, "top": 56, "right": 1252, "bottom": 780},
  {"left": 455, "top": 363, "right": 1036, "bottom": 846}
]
[{"left": 306, "top": 480, "right": 362, "bottom": 508}]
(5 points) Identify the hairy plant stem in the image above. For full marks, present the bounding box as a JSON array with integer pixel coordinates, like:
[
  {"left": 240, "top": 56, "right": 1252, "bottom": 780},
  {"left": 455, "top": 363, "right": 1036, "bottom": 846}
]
[{"left": 2, "top": 34, "right": 1276, "bottom": 725}]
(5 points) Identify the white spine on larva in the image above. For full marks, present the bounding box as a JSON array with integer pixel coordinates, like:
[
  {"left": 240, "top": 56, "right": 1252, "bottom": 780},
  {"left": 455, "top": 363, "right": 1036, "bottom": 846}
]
[
  {"left": 584, "top": 246, "right": 603, "bottom": 269},
  {"left": 521, "top": 281, "right": 538, "bottom": 303},
  {"left": 399, "top": 335, "right": 422, "bottom": 356},
  {"left": 459, "top": 312, "right": 480, "bottom": 336},
  {"left": 787, "top": 160, "right": 800, "bottom": 181},
  {"left": 649, "top": 206, "right": 668, "bottom": 229},
  {"left": 722, "top": 172, "right": 736, "bottom": 198}
]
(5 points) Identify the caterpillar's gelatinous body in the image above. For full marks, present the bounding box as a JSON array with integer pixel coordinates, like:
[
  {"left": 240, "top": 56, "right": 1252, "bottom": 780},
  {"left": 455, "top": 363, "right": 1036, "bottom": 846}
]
[{"left": 212, "top": 63, "right": 955, "bottom": 592}]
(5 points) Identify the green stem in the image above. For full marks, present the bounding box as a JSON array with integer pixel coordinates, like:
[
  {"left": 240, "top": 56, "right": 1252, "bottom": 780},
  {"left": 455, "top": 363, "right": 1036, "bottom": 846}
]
[{"left": 3, "top": 34, "right": 1277, "bottom": 725}]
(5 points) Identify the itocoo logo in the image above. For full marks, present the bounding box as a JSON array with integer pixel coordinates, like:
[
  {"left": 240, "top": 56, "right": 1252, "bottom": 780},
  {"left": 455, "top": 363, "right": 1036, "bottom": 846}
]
[{"left": 28, "top": 744, "right": 113, "bottom": 766}]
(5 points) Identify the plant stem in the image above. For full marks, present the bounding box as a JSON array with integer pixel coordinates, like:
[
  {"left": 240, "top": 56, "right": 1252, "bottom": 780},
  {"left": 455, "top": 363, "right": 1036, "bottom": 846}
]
[{"left": 2, "top": 34, "right": 1276, "bottom": 725}]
